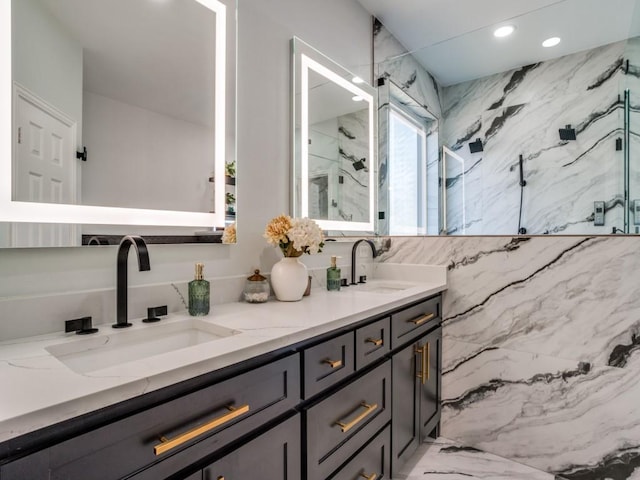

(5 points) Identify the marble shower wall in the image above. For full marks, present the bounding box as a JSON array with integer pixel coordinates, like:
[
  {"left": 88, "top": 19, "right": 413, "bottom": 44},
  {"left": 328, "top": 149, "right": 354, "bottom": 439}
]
[
  {"left": 373, "top": 18, "right": 640, "bottom": 235},
  {"left": 338, "top": 109, "right": 370, "bottom": 223},
  {"left": 442, "top": 42, "right": 628, "bottom": 235},
  {"left": 380, "top": 235, "right": 640, "bottom": 479},
  {"left": 624, "top": 36, "right": 640, "bottom": 233},
  {"left": 308, "top": 109, "right": 369, "bottom": 222}
]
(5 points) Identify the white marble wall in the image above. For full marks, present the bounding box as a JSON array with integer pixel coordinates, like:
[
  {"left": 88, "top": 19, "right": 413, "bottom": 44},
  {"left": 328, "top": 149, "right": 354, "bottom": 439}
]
[
  {"left": 374, "top": 18, "right": 638, "bottom": 235},
  {"left": 308, "top": 110, "right": 370, "bottom": 223},
  {"left": 338, "top": 109, "right": 370, "bottom": 222},
  {"left": 380, "top": 235, "right": 640, "bottom": 479},
  {"left": 442, "top": 42, "right": 627, "bottom": 235}
]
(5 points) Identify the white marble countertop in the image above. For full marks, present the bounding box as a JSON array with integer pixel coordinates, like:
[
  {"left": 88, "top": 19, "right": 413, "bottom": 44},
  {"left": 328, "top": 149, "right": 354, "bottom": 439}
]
[{"left": 0, "top": 263, "right": 446, "bottom": 444}]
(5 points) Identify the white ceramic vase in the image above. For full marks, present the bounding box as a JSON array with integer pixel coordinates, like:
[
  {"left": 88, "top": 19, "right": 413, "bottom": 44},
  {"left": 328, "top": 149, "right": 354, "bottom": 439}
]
[{"left": 270, "top": 257, "right": 308, "bottom": 302}]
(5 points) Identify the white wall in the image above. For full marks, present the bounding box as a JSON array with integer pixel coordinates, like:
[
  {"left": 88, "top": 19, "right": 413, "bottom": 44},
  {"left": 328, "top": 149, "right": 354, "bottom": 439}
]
[
  {"left": 11, "top": 0, "right": 83, "bottom": 146},
  {"left": 81, "top": 91, "right": 213, "bottom": 212},
  {"left": 0, "top": 0, "right": 372, "bottom": 300}
]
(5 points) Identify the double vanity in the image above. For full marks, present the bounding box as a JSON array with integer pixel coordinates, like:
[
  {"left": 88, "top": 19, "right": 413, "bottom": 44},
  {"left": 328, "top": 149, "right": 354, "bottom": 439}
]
[{"left": 0, "top": 264, "right": 446, "bottom": 479}]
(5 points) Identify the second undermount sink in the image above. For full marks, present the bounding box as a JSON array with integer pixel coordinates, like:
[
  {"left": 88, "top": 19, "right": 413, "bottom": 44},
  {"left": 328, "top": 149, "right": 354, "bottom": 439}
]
[
  {"left": 353, "top": 280, "right": 416, "bottom": 294},
  {"left": 46, "top": 318, "right": 240, "bottom": 374}
]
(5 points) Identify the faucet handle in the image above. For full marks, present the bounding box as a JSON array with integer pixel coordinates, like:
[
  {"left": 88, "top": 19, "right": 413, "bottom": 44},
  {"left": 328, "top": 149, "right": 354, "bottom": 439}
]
[
  {"left": 143, "top": 305, "right": 168, "bottom": 323},
  {"left": 65, "top": 316, "right": 98, "bottom": 335}
]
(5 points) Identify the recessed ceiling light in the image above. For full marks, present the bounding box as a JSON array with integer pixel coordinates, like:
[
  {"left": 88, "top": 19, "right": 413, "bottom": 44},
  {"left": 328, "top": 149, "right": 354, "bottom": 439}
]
[
  {"left": 352, "top": 76, "right": 364, "bottom": 84},
  {"left": 542, "top": 37, "right": 561, "bottom": 48},
  {"left": 494, "top": 25, "right": 515, "bottom": 38},
  {"left": 352, "top": 95, "right": 364, "bottom": 102}
]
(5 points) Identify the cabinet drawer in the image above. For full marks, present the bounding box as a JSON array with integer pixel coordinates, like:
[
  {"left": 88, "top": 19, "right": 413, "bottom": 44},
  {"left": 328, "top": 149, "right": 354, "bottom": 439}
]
[
  {"left": 304, "top": 331, "right": 355, "bottom": 398},
  {"left": 329, "top": 425, "right": 390, "bottom": 480},
  {"left": 355, "top": 317, "right": 390, "bottom": 370},
  {"left": 202, "top": 414, "right": 301, "bottom": 480},
  {"left": 391, "top": 296, "right": 440, "bottom": 348},
  {"left": 306, "top": 360, "right": 391, "bottom": 480},
  {"left": 3, "top": 354, "right": 300, "bottom": 480}
]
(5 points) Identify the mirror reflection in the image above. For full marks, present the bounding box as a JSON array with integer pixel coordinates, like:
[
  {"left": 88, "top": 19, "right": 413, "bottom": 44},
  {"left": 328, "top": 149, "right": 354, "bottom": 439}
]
[
  {"left": 2, "top": 0, "right": 236, "bottom": 247},
  {"left": 292, "top": 37, "right": 376, "bottom": 233},
  {"left": 364, "top": 0, "right": 640, "bottom": 235}
]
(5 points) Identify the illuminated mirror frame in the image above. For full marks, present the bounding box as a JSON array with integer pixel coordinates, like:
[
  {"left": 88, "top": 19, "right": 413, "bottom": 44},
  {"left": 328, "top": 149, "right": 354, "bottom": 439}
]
[
  {"left": 292, "top": 37, "right": 376, "bottom": 232},
  {"left": 0, "top": 0, "right": 233, "bottom": 229}
]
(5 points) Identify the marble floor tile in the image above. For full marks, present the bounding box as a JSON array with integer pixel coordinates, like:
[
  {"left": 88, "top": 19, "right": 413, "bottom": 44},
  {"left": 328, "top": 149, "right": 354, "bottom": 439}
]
[{"left": 395, "top": 437, "right": 557, "bottom": 480}]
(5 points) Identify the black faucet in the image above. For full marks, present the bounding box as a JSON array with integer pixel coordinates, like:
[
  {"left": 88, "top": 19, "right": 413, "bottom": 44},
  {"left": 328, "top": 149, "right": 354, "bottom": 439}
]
[
  {"left": 351, "top": 239, "right": 377, "bottom": 285},
  {"left": 113, "top": 235, "right": 151, "bottom": 328}
]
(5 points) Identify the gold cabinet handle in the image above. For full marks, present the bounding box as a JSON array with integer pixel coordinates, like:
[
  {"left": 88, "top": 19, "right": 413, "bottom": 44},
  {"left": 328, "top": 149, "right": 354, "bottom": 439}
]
[
  {"left": 360, "top": 473, "right": 378, "bottom": 480},
  {"left": 335, "top": 402, "right": 378, "bottom": 433},
  {"left": 154, "top": 404, "right": 250, "bottom": 455},
  {"left": 415, "top": 343, "right": 430, "bottom": 384},
  {"left": 409, "top": 312, "right": 435, "bottom": 326},
  {"left": 365, "top": 337, "right": 383, "bottom": 347},
  {"left": 323, "top": 358, "right": 343, "bottom": 369}
]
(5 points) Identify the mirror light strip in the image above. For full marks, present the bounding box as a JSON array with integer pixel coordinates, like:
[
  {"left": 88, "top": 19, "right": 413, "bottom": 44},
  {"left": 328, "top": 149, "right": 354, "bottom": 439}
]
[
  {"left": 299, "top": 53, "right": 375, "bottom": 232},
  {"left": 197, "top": 0, "right": 227, "bottom": 228},
  {"left": 0, "top": 1, "right": 11, "bottom": 205},
  {"left": 0, "top": 0, "right": 228, "bottom": 229}
]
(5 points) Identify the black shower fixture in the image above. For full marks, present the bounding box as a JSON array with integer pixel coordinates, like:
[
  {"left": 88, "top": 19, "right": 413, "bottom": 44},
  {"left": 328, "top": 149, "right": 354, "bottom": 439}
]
[
  {"left": 353, "top": 158, "right": 366, "bottom": 171},
  {"left": 559, "top": 125, "right": 576, "bottom": 141},
  {"left": 469, "top": 138, "right": 484, "bottom": 153}
]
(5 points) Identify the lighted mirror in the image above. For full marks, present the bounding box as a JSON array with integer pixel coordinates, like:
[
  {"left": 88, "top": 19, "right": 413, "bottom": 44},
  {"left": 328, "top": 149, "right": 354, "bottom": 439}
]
[
  {"left": 362, "top": 0, "right": 640, "bottom": 235},
  {"left": 292, "top": 37, "right": 376, "bottom": 233},
  {"left": 0, "top": 0, "right": 236, "bottom": 247}
]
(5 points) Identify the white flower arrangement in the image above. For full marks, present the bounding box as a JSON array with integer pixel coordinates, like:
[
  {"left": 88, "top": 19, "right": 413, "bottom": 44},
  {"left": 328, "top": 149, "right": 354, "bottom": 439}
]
[{"left": 264, "top": 214, "right": 324, "bottom": 257}]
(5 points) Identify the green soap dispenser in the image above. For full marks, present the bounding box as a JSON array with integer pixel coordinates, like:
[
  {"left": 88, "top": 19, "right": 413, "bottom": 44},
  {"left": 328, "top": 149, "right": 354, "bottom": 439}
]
[
  {"left": 189, "top": 263, "right": 210, "bottom": 316},
  {"left": 326, "top": 256, "right": 341, "bottom": 291}
]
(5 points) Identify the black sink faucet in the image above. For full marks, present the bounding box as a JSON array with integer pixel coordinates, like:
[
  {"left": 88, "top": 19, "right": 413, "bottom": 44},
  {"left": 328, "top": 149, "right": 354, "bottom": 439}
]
[
  {"left": 351, "top": 239, "right": 377, "bottom": 285},
  {"left": 113, "top": 235, "right": 151, "bottom": 328}
]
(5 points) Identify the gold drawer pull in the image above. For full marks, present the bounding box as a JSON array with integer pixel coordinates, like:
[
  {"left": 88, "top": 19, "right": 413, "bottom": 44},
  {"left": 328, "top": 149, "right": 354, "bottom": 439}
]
[
  {"left": 415, "top": 343, "right": 430, "bottom": 384},
  {"left": 323, "top": 358, "right": 343, "bottom": 369},
  {"left": 360, "top": 473, "right": 378, "bottom": 480},
  {"left": 409, "top": 312, "right": 435, "bottom": 326},
  {"left": 154, "top": 404, "right": 250, "bottom": 455},
  {"left": 335, "top": 402, "right": 378, "bottom": 433},
  {"left": 365, "top": 337, "right": 383, "bottom": 347}
]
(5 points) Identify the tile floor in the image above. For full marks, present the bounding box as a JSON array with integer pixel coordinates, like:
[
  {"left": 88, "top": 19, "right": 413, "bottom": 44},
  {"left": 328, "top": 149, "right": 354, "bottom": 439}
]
[{"left": 395, "top": 437, "right": 562, "bottom": 480}]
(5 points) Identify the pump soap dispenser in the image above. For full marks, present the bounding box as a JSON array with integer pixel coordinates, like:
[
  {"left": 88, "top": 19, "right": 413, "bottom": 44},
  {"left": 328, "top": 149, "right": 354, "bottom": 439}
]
[
  {"left": 189, "top": 263, "right": 210, "bottom": 316},
  {"left": 326, "top": 256, "right": 341, "bottom": 291}
]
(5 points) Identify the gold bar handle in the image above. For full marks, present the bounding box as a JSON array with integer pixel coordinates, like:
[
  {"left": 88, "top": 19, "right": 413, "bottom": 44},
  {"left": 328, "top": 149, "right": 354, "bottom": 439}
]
[
  {"left": 154, "top": 404, "right": 250, "bottom": 455},
  {"left": 335, "top": 402, "right": 378, "bottom": 433},
  {"left": 323, "top": 358, "right": 343, "bottom": 369},
  {"left": 409, "top": 312, "right": 435, "bottom": 326},
  {"left": 415, "top": 343, "right": 430, "bottom": 384},
  {"left": 360, "top": 473, "right": 378, "bottom": 480},
  {"left": 365, "top": 337, "right": 383, "bottom": 347}
]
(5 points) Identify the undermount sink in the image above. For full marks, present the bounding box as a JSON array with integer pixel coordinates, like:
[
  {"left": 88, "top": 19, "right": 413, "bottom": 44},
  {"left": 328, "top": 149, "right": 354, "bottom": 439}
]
[
  {"left": 353, "top": 281, "right": 416, "bottom": 294},
  {"left": 46, "top": 318, "right": 240, "bottom": 374}
]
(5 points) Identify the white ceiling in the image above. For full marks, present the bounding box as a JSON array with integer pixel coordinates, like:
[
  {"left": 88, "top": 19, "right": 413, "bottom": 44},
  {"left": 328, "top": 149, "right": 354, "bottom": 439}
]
[
  {"left": 37, "top": 0, "right": 216, "bottom": 126},
  {"left": 357, "top": 0, "right": 640, "bottom": 86}
]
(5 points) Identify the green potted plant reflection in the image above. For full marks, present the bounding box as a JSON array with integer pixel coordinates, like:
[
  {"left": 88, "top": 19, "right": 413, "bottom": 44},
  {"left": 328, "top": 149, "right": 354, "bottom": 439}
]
[
  {"left": 225, "top": 161, "right": 236, "bottom": 185},
  {"left": 226, "top": 192, "right": 236, "bottom": 215}
]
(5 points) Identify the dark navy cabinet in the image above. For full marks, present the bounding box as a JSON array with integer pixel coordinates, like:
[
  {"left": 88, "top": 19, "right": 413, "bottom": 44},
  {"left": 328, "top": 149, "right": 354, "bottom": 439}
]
[
  {"left": 0, "top": 293, "right": 442, "bottom": 480},
  {"left": 391, "top": 296, "right": 442, "bottom": 473}
]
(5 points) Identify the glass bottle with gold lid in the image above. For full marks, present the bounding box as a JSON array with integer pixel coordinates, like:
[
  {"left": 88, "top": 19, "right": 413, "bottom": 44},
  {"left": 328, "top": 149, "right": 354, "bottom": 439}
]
[{"left": 243, "top": 269, "right": 270, "bottom": 303}]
